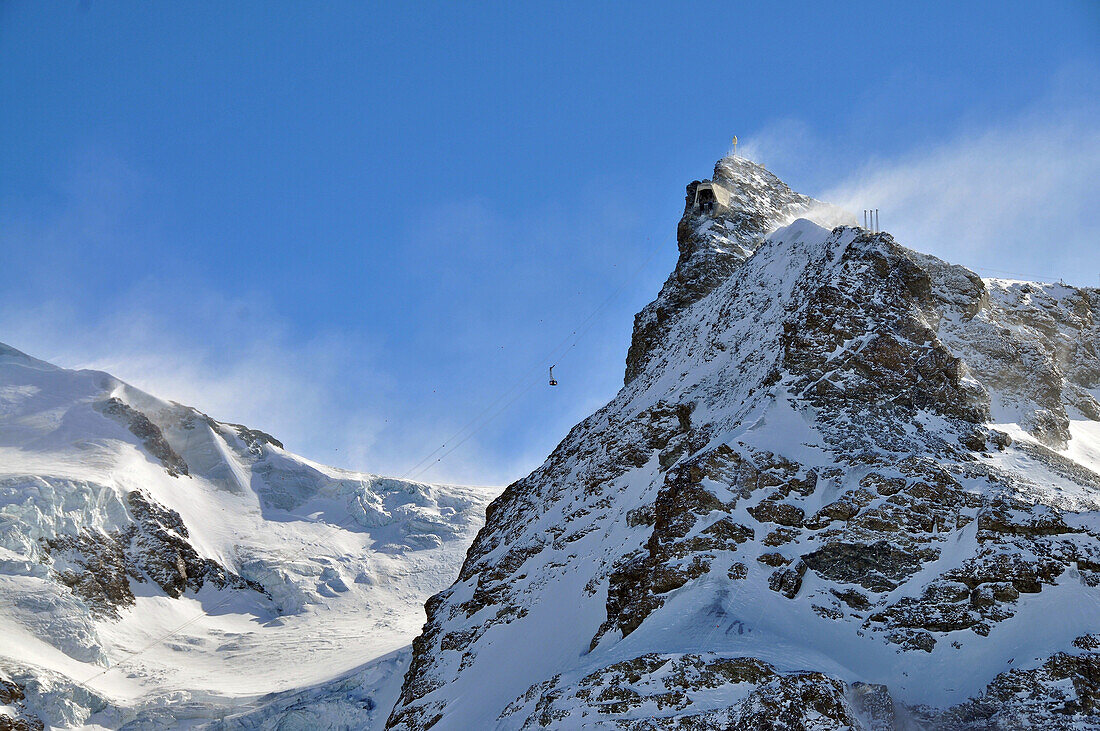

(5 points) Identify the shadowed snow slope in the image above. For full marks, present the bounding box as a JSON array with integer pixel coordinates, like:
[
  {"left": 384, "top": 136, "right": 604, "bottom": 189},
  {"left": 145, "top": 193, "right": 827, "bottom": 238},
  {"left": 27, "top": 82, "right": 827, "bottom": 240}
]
[
  {"left": 0, "top": 343, "right": 496, "bottom": 729},
  {"left": 388, "top": 157, "right": 1100, "bottom": 730}
]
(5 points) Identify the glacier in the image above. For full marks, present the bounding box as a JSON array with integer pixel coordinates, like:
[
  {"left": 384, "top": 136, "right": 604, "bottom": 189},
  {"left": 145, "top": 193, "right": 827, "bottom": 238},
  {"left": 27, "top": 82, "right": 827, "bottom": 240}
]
[{"left": 0, "top": 342, "right": 495, "bottom": 729}]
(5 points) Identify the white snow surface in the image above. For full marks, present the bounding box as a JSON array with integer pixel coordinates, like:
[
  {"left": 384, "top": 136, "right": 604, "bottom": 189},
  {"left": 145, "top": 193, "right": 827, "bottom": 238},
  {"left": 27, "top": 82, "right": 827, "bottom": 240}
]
[{"left": 0, "top": 343, "right": 496, "bottom": 729}]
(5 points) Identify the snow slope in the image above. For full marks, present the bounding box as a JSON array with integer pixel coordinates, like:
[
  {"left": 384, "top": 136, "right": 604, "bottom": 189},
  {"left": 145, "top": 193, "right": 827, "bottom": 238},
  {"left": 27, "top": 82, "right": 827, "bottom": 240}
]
[
  {"left": 389, "top": 158, "right": 1100, "bottom": 729},
  {"left": 0, "top": 343, "right": 496, "bottom": 729}
]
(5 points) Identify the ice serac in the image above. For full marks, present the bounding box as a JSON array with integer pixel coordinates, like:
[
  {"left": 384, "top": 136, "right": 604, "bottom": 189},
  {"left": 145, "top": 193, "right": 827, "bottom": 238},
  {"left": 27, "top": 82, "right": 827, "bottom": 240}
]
[{"left": 388, "top": 156, "right": 1100, "bottom": 729}]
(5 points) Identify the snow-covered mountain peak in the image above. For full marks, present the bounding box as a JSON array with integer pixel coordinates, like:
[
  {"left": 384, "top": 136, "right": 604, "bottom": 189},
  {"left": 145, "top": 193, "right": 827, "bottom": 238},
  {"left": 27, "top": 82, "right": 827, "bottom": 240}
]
[
  {"left": 711, "top": 155, "right": 811, "bottom": 217},
  {"left": 389, "top": 158, "right": 1100, "bottom": 729},
  {"left": 680, "top": 156, "right": 817, "bottom": 262}
]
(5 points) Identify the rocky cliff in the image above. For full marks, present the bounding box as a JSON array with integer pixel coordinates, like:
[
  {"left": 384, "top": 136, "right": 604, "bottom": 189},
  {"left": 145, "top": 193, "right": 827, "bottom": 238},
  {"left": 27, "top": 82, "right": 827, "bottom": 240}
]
[{"left": 387, "top": 157, "right": 1100, "bottom": 729}]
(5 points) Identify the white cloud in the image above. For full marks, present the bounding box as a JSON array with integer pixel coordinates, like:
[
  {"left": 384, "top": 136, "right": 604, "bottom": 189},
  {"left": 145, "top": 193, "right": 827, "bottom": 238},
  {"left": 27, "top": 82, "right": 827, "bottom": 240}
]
[
  {"left": 0, "top": 276, "right": 572, "bottom": 488},
  {"left": 0, "top": 153, "right": 652, "bottom": 489}
]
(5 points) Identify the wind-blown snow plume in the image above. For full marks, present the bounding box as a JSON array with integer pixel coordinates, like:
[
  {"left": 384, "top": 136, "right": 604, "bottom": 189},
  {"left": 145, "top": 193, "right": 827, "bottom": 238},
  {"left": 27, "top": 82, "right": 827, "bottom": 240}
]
[{"left": 821, "top": 112, "right": 1100, "bottom": 280}]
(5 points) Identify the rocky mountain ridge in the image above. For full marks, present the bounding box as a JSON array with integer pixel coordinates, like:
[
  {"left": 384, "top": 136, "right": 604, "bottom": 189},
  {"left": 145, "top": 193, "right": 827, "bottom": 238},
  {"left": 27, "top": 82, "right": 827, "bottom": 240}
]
[{"left": 387, "top": 156, "right": 1100, "bottom": 729}]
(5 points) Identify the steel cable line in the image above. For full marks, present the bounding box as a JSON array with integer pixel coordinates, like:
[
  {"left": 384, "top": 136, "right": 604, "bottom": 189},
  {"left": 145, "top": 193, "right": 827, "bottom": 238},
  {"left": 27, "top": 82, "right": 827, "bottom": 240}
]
[
  {"left": 77, "top": 236, "right": 670, "bottom": 691},
  {"left": 972, "top": 265, "right": 1066, "bottom": 282},
  {"left": 405, "top": 240, "right": 668, "bottom": 481},
  {"left": 397, "top": 321, "right": 593, "bottom": 480}
]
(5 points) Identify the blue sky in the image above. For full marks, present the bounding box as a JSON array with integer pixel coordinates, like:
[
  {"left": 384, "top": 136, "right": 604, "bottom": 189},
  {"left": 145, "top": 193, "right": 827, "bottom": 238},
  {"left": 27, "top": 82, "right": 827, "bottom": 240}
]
[{"left": 2, "top": 2, "right": 1098, "bottom": 484}]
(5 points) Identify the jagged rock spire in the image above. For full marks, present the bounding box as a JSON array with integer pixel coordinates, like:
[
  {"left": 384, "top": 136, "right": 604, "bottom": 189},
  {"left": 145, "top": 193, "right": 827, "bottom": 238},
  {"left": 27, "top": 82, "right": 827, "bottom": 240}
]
[{"left": 625, "top": 157, "right": 816, "bottom": 383}]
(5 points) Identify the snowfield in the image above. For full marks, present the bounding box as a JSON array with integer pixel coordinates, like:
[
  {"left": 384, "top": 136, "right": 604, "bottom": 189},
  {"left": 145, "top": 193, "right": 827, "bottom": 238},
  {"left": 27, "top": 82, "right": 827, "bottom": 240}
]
[{"left": 0, "top": 343, "right": 496, "bottom": 729}]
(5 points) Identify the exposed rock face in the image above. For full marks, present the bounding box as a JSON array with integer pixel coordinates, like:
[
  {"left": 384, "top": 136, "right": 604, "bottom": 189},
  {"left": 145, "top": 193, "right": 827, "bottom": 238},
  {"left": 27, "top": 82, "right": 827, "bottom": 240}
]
[
  {"left": 496, "top": 654, "right": 888, "bottom": 729},
  {"left": 917, "top": 635, "right": 1100, "bottom": 728},
  {"left": 42, "top": 490, "right": 261, "bottom": 618},
  {"left": 95, "top": 397, "right": 190, "bottom": 476},
  {"left": 0, "top": 677, "right": 45, "bottom": 731},
  {"left": 921, "top": 256, "right": 1100, "bottom": 450},
  {"left": 388, "top": 157, "right": 1100, "bottom": 729}
]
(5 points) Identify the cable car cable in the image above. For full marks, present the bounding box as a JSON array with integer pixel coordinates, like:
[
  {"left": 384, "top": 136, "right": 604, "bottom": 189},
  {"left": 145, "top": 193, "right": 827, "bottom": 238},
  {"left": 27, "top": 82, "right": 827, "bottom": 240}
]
[
  {"left": 403, "top": 238, "right": 667, "bottom": 481},
  {"left": 78, "top": 235, "right": 670, "bottom": 691}
]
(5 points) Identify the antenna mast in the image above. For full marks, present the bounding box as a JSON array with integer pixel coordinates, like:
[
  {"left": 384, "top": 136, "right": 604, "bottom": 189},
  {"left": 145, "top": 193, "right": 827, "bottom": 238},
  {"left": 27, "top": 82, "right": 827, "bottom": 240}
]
[{"left": 863, "top": 209, "right": 880, "bottom": 233}]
